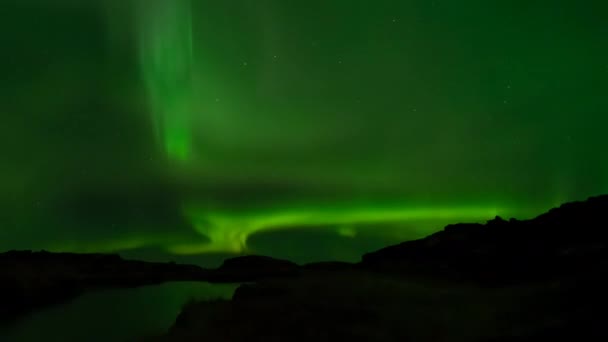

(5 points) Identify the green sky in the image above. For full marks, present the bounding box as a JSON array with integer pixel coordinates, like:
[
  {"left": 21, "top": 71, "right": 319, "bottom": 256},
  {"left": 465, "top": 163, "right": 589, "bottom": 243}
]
[{"left": 0, "top": 0, "right": 606, "bottom": 265}]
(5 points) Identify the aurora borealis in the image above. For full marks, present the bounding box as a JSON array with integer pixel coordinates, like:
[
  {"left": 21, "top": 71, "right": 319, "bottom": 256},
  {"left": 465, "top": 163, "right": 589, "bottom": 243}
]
[{"left": 1, "top": 0, "right": 607, "bottom": 265}]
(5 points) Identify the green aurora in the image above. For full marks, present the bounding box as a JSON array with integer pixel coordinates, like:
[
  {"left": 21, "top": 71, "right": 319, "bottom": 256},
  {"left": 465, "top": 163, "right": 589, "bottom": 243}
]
[{"left": 1, "top": 0, "right": 607, "bottom": 265}]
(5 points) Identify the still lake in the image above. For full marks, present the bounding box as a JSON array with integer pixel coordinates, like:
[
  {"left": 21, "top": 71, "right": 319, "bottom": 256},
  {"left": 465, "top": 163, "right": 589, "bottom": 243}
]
[{"left": 0, "top": 282, "right": 238, "bottom": 341}]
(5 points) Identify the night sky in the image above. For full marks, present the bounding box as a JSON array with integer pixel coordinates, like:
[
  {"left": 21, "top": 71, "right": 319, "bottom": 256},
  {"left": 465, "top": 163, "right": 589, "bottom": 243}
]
[{"left": 1, "top": 0, "right": 606, "bottom": 265}]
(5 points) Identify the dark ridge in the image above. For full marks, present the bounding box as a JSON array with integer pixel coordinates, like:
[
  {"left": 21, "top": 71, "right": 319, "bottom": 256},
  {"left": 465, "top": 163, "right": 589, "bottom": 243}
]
[
  {"left": 7, "top": 195, "right": 608, "bottom": 341},
  {"left": 152, "top": 194, "right": 608, "bottom": 341},
  {"left": 301, "top": 261, "right": 355, "bottom": 271},
  {"left": 0, "top": 251, "right": 212, "bottom": 322},
  {"left": 360, "top": 195, "right": 608, "bottom": 285},
  {"left": 210, "top": 255, "right": 300, "bottom": 282},
  {"left": 0, "top": 251, "right": 301, "bottom": 322}
]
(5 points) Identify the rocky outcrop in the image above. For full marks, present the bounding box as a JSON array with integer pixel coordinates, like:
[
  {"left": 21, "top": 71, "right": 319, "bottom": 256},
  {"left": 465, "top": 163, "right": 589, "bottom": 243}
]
[
  {"left": 209, "top": 255, "right": 299, "bottom": 282},
  {"left": 0, "top": 251, "right": 211, "bottom": 321},
  {"left": 361, "top": 195, "right": 608, "bottom": 285},
  {"left": 0, "top": 251, "right": 304, "bottom": 322},
  {"left": 152, "top": 195, "right": 608, "bottom": 341},
  {"left": 9, "top": 195, "right": 608, "bottom": 340}
]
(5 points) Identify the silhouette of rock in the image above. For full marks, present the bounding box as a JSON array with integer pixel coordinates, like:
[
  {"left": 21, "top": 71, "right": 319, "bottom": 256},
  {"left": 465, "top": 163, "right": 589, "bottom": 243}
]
[
  {"left": 361, "top": 195, "right": 608, "bottom": 285},
  {"left": 0, "top": 251, "right": 305, "bottom": 322},
  {"left": 211, "top": 255, "right": 299, "bottom": 282},
  {"left": 0, "top": 251, "right": 211, "bottom": 321},
  {"left": 301, "top": 261, "right": 355, "bottom": 271},
  {"left": 152, "top": 195, "right": 608, "bottom": 341},
  {"left": 8, "top": 195, "right": 608, "bottom": 340},
  {"left": 232, "top": 283, "right": 289, "bottom": 301}
]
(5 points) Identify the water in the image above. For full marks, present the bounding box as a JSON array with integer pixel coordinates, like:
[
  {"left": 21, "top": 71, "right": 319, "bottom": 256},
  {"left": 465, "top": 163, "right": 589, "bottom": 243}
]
[{"left": 0, "top": 282, "right": 238, "bottom": 342}]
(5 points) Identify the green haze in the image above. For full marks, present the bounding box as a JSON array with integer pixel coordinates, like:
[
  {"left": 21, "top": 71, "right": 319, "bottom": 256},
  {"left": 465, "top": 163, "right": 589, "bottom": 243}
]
[{"left": 0, "top": 0, "right": 606, "bottom": 264}]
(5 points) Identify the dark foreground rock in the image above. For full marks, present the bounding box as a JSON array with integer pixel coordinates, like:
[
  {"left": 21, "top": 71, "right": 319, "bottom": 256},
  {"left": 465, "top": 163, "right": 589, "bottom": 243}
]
[
  {"left": 0, "top": 252, "right": 300, "bottom": 322},
  {"left": 361, "top": 195, "right": 608, "bottom": 285},
  {"left": 153, "top": 195, "right": 608, "bottom": 341},
  {"left": 154, "top": 269, "right": 608, "bottom": 341},
  {"left": 0, "top": 251, "right": 212, "bottom": 321},
  {"left": 208, "top": 255, "right": 299, "bottom": 282},
  {"left": 5, "top": 195, "right": 608, "bottom": 340}
]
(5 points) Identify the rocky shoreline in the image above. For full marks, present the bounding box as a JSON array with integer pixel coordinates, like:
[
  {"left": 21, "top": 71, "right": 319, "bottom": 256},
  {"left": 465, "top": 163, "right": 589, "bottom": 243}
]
[
  {"left": 3, "top": 195, "right": 608, "bottom": 340},
  {"left": 154, "top": 195, "right": 608, "bottom": 341}
]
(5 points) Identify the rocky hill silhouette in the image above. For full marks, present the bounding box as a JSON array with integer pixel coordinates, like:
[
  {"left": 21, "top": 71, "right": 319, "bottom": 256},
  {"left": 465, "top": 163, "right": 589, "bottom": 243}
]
[
  {"left": 153, "top": 195, "right": 608, "bottom": 341},
  {"left": 0, "top": 251, "right": 211, "bottom": 321},
  {"left": 4, "top": 195, "right": 608, "bottom": 340},
  {"left": 0, "top": 251, "right": 301, "bottom": 322},
  {"left": 361, "top": 195, "right": 608, "bottom": 284}
]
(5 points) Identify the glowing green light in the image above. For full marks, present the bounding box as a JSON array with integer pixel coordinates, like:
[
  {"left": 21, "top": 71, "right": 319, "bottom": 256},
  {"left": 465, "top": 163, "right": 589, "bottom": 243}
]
[
  {"left": 170, "top": 201, "right": 505, "bottom": 254},
  {"left": 138, "top": 0, "right": 195, "bottom": 162}
]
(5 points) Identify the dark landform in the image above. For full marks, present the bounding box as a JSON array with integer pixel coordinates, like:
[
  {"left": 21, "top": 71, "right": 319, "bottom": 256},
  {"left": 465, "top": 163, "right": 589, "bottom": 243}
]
[
  {"left": 0, "top": 252, "right": 298, "bottom": 322},
  {"left": 153, "top": 195, "right": 608, "bottom": 341},
  {"left": 0, "top": 251, "right": 202, "bottom": 322},
  {"left": 3, "top": 195, "right": 608, "bottom": 341}
]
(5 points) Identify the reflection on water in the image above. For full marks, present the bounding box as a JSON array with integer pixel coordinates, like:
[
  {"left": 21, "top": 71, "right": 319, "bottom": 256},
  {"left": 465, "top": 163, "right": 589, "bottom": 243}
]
[{"left": 0, "top": 282, "right": 238, "bottom": 342}]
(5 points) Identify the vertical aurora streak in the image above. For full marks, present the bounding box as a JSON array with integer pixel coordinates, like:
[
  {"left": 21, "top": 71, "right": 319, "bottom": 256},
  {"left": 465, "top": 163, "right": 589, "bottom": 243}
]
[{"left": 138, "top": 0, "right": 194, "bottom": 163}]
